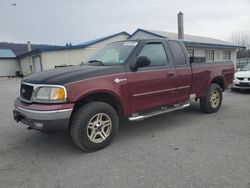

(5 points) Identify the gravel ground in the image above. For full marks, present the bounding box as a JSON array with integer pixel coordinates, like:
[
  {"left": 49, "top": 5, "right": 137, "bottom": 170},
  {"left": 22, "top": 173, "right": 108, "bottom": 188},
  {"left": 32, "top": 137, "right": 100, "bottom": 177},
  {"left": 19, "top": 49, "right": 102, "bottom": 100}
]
[{"left": 0, "top": 78, "right": 250, "bottom": 188}]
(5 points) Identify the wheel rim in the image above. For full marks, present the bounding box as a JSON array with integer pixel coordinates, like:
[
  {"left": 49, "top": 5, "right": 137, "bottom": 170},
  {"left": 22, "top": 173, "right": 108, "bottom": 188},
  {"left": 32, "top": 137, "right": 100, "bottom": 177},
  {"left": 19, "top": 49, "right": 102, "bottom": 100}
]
[
  {"left": 211, "top": 90, "right": 220, "bottom": 108},
  {"left": 87, "top": 113, "right": 112, "bottom": 144}
]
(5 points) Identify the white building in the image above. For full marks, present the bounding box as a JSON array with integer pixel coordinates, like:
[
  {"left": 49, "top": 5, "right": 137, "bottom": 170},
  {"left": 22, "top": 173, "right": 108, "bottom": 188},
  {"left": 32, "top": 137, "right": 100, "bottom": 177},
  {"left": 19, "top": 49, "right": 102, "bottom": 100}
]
[
  {"left": 0, "top": 49, "right": 20, "bottom": 77},
  {"left": 15, "top": 28, "right": 245, "bottom": 77},
  {"left": 129, "top": 28, "right": 244, "bottom": 67},
  {"left": 18, "top": 32, "right": 129, "bottom": 76}
]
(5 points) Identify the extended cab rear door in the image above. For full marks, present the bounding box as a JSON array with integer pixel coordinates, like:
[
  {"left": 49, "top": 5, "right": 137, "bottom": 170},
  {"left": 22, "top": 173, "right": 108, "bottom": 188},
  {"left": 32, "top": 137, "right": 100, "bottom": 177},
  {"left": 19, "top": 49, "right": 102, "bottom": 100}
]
[
  {"left": 126, "top": 40, "right": 176, "bottom": 113},
  {"left": 168, "top": 40, "right": 192, "bottom": 103}
]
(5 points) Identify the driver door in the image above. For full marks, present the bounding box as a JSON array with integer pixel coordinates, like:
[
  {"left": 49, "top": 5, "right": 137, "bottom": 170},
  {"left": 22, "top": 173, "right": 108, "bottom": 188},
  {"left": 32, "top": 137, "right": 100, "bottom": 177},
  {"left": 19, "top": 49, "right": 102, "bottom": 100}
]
[{"left": 126, "top": 41, "right": 176, "bottom": 113}]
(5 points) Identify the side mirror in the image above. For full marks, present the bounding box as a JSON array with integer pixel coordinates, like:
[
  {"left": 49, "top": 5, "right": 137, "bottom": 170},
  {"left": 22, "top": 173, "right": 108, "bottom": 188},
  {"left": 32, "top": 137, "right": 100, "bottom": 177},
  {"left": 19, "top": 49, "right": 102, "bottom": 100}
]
[{"left": 131, "top": 56, "right": 151, "bottom": 71}]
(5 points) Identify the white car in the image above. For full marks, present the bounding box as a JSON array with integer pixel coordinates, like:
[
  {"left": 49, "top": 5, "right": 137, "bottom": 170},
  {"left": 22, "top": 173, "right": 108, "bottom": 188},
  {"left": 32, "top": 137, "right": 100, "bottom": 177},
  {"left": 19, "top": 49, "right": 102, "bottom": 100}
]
[{"left": 232, "top": 63, "right": 250, "bottom": 90}]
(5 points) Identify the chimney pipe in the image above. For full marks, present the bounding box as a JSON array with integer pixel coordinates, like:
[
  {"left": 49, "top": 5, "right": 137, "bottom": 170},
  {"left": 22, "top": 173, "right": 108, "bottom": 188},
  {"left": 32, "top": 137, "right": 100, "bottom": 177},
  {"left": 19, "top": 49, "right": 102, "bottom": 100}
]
[
  {"left": 27, "top": 41, "right": 31, "bottom": 51},
  {"left": 178, "top": 12, "right": 184, "bottom": 40}
]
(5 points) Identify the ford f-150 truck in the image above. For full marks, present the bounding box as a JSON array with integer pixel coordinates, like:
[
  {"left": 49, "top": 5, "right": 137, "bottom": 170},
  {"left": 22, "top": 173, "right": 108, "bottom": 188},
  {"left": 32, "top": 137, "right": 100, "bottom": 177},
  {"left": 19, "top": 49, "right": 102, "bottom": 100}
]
[{"left": 13, "top": 39, "right": 234, "bottom": 151}]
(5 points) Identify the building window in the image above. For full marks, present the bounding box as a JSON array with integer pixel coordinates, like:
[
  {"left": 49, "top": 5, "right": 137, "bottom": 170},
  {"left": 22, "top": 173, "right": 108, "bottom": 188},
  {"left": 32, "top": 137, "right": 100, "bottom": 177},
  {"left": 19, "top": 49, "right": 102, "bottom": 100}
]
[
  {"left": 223, "top": 51, "right": 231, "bottom": 60},
  {"left": 205, "top": 50, "right": 214, "bottom": 62},
  {"left": 187, "top": 49, "right": 194, "bottom": 57}
]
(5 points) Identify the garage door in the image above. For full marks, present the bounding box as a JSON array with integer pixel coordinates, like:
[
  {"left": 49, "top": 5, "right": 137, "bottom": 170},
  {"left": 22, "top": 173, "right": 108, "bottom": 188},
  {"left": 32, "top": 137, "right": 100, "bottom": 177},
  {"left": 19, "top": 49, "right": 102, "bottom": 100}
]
[{"left": 0, "top": 59, "right": 20, "bottom": 76}]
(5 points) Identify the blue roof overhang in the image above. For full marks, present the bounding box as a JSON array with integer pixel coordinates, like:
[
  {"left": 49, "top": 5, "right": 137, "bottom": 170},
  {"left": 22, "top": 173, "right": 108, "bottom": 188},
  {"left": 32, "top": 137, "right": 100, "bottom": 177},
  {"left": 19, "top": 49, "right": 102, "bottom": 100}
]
[
  {"left": 0, "top": 57, "right": 16, "bottom": 59},
  {"left": 0, "top": 49, "right": 16, "bottom": 58},
  {"left": 128, "top": 28, "right": 165, "bottom": 39},
  {"left": 183, "top": 41, "right": 246, "bottom": 49},
  {"left": 17, "top": 31, "right": 130, "bottom": 59}
]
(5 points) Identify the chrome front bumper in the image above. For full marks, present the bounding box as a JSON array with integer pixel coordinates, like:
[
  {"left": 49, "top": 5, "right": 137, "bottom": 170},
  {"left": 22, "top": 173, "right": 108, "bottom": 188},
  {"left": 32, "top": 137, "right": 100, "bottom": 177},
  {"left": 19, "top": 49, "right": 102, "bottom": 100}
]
[
  {"left": 232, "top": 81, "right": 250, "bottom": 89},
  {"left": 14, "top": 106, "right": 73, "bottom": 121},
  {"left": 13, "top": 98, "right": 74, "bottom": 132}
]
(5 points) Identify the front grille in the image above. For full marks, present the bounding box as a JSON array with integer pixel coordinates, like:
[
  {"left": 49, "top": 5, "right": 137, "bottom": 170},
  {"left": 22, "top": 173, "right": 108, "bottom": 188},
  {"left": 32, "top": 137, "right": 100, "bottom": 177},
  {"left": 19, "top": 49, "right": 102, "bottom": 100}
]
[
  {"left": 20, "top": 83, "right": 34, "bottom": 101},
  {"left": 235, "top": 83, "right": 250, "bottom": 87}
]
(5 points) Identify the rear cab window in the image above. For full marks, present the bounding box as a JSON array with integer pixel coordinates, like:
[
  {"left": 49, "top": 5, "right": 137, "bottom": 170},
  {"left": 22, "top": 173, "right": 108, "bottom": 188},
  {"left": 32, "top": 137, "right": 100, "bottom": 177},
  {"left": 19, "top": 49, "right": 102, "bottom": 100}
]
[{"left": 168, "top": 41, "right": 187, "bottom": 67}]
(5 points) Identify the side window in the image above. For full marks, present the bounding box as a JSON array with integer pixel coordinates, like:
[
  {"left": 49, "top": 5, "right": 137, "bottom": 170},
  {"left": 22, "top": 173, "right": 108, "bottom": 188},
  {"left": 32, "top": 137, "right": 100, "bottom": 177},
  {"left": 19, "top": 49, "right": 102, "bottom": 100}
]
[
  {"left": 138, "top": 43, "right": 168, "bottom": 67},
  {"left": 169, "top": 41, "right": 187, "bottom": 66}
]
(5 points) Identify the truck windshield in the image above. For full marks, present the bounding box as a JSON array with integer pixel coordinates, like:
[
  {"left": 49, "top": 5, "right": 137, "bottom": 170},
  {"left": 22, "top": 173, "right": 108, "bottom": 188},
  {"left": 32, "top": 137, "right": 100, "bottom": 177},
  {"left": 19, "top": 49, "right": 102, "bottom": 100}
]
[
  {"left": 242, "top": 63, "right": 250, "bottom": 71},
  {"left": 87, "top": 41, "right": 137, "bottom": 65}
]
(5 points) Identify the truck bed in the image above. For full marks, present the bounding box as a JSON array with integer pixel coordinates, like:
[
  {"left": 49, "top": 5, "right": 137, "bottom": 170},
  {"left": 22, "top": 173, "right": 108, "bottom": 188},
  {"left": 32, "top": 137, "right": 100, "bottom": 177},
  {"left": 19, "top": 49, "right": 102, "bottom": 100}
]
[{"left": 191, "top": 61, "right": 234, "bottom": 97}]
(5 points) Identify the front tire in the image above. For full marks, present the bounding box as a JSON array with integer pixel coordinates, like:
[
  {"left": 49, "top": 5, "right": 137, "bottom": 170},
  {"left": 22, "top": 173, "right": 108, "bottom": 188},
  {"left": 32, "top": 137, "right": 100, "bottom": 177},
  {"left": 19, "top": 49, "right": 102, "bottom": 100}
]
[
  {"left": 70, "top": 102, "right": 118, "bottom": 152},
  {"left": 200, "top": 83, "right": 222, "bottom": 113}
]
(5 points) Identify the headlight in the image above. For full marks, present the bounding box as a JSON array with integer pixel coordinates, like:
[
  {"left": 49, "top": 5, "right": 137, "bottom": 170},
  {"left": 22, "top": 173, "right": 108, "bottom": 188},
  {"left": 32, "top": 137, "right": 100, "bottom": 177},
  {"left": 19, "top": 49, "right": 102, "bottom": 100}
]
[{"left": 33, "top": 86, "right": 66, "bottom": 103}]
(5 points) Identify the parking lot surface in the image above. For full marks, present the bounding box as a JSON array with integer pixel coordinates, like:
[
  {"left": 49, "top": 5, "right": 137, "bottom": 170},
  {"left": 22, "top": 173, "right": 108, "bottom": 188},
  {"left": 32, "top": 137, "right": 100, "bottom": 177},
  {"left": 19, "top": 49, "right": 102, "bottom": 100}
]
[{"left": 0, "top": 78, "right": 250, "bottom": 188}]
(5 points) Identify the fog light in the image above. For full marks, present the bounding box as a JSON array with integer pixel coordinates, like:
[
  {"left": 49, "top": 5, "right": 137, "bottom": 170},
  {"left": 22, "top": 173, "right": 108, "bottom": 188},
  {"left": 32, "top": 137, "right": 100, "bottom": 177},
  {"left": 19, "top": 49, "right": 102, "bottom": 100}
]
[{"left": 33, "top": 122, "right": 43, "bottom": 129}]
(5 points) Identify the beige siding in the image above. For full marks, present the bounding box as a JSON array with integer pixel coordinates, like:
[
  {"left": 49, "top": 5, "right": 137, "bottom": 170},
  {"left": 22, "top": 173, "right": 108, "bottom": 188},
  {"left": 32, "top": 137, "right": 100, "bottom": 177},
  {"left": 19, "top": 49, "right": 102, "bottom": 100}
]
[
  {"left": 0, "top": 59, "right": 20, "bottom": 76},
  {"left": 19, "top": 34, "right": 129, "bottom": 75},
  {"left": 90, "top": 34, "right": 129, "bottom": 49},
  {"left": 20, "top": 57, "right": 32, "bottom": 76},
  {"left": 41, "top": 34, "right": 129, "bottom": 70},
  {"left": 231, "top": 51, "right": 237, "bottom": 68},
  {"left": 41, "top": 48, "right": 97, "bottom": 70},
  {"left": 186, "top": 47, "right": 237, "bottom": 67}
]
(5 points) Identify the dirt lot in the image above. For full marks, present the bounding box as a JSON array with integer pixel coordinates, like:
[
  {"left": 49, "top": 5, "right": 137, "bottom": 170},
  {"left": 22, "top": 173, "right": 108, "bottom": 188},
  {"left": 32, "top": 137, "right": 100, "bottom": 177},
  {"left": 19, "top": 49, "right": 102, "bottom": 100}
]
[{"left": 0, "top": 78, "right": 250, "bottom": 188}]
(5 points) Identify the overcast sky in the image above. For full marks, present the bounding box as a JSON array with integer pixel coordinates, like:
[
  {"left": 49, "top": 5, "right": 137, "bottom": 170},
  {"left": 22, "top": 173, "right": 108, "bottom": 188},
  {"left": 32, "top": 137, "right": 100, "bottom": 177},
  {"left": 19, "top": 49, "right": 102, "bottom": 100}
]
[{"left": 0, "top": 0, "right": 249, "bottom": 45}]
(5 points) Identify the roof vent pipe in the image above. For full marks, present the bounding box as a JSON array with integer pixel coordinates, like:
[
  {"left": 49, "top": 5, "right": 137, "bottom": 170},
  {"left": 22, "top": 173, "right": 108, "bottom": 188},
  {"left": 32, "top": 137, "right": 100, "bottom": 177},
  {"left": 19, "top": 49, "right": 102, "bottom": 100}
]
[
  {"left": 27, "top": 41, "right": 31, "bottom": 51},
  {"left": 178, "top": 12, "right": 184, "bottom": 40}
]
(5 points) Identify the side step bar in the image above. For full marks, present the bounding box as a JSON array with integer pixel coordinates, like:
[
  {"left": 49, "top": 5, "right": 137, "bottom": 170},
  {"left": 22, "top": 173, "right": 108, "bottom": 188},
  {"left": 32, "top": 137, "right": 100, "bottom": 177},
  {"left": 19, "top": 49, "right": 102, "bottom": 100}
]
[{"left": 128, "top": 103, "right": 190, "bottom": 121}]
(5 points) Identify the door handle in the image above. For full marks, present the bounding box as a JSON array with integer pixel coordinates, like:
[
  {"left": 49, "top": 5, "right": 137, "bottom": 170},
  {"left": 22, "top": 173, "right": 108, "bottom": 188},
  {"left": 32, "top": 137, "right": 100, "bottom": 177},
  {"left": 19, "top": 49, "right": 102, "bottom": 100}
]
[{"left": 167, "top": 72, "right": 175, "bottom": 77}]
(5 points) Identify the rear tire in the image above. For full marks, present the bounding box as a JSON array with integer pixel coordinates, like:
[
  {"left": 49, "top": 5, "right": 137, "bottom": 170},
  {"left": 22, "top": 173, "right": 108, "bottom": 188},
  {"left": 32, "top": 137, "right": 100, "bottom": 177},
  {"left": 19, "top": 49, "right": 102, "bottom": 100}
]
[
  {"left": 200, "top": 83, "right": 222, "bottom": 113},
  {"left": 70, "top": 102, "right": 118, "bottom": 152}
]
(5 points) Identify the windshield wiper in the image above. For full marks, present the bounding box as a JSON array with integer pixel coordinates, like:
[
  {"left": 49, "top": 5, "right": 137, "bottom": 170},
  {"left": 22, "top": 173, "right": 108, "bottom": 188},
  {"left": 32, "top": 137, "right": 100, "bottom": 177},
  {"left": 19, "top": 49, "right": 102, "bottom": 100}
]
[{"left": 88, "top": 60, "right": 105, "bottom": 66}]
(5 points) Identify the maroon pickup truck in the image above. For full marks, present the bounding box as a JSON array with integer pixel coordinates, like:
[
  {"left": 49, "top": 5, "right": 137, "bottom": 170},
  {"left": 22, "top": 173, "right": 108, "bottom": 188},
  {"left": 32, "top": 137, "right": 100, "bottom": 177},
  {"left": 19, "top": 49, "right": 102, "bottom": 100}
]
[{"left": 13, "top": 39, "right": 234, "bottom": 151}]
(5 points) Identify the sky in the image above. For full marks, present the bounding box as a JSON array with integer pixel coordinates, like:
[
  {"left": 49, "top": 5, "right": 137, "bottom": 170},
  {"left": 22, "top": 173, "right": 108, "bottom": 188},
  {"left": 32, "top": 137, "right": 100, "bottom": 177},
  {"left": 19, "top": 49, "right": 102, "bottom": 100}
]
[{"left": 0, "top": 0, "right": 250, "bottom": 45}]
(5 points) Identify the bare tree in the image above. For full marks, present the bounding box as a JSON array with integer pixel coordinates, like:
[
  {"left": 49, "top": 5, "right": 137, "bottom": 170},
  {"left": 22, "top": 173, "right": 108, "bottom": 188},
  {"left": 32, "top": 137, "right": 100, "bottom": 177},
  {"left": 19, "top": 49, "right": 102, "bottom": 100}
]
[
  {"left": 231, "top": 31, "right": 250, "bottom": 49},
  {"left": 230, "top": 31, "right": 250, "bottom": 58}
]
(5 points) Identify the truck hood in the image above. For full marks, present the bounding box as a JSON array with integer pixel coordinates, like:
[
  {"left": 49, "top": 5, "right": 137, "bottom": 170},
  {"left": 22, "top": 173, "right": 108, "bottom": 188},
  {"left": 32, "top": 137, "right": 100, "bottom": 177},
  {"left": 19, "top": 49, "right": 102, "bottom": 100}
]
[
  {"left": 22, "top": 65, "right": 125, "bottom": 85},
  {"left": 235, "top": 71, "right": 250, "bottom": 78}
]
